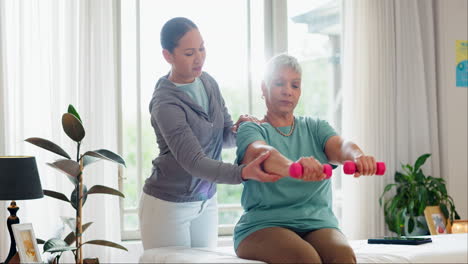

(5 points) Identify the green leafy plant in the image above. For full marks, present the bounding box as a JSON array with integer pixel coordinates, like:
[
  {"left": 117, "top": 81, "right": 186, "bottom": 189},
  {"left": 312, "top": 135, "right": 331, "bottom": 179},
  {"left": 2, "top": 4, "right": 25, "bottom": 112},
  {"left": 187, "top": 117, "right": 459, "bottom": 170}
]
[
  {"left": 26, "top": 105, "right": 127, "bottom": 264},
  {"left": 380, "top": 153, "right": 460, "bottom": 236}
]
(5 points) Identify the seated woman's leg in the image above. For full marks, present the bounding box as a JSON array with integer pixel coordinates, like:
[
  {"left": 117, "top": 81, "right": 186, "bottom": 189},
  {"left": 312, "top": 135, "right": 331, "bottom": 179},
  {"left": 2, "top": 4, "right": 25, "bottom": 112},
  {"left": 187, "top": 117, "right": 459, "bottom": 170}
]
[
  {"left": 236, "top": 227, "right": 322, "bottom": 264},
  {"left": 303, "top": 228, "right": 356, "bottom": 264}
]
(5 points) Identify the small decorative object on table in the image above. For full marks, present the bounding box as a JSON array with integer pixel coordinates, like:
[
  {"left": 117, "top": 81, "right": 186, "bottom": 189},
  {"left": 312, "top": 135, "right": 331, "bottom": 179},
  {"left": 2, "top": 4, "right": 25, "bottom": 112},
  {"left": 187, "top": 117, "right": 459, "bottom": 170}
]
[
  {"left": 451, "top": 220, "right": 468, "bottom": 234},
  {"left": 424, "top": 206, "right": 448, "bottom": 235},
  {"left": 12, "top": 223, "right": 42, "bottom": 263},
  {"left": 0, "top": 156, "right": 44, "bottom": 264}
]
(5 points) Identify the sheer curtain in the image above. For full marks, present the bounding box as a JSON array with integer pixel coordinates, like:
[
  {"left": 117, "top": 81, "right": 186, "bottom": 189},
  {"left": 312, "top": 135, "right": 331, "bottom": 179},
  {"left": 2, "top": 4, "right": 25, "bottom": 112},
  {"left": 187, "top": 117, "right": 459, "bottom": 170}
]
[
  {"left": 341, "top": 0, "right": 440, "bottom": 239},
  {"left": 0, "top": 0, "right": 8, "bottom": 260},
  {"left": 0, "top": 0, "right": 122, "bottom": 262}
]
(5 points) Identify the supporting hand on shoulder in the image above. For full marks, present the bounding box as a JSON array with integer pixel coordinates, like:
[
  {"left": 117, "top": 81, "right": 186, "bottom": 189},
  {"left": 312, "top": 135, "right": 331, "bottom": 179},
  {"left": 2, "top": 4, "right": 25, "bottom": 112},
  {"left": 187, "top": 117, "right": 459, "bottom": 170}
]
[{"left": 232, "top": 114, "right": 263, "bottom": 133}]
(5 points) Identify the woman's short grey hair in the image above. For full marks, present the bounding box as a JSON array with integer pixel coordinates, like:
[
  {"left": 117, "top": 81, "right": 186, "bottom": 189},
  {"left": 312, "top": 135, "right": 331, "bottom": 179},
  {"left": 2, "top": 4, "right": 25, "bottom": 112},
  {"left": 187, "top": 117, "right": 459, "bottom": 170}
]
[{"left": 263, "top": 54, "right": 302, "bottom": 88}]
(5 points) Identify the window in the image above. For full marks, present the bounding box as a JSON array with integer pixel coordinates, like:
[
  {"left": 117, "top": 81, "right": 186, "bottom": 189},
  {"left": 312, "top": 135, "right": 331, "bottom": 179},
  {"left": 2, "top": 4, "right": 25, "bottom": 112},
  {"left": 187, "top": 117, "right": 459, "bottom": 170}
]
[
  {"left": 119, "top": 0, "right": 342, "bottom": 240},
  {"left": 286, "top": 0, "right": 343, "bottom": 220}
]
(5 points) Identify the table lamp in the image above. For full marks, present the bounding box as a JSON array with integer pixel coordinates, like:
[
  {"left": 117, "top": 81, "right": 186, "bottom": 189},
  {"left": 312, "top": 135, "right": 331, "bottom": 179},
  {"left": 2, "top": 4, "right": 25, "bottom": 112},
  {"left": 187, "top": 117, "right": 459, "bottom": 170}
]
[{"left": 0, "top": 156, "right": 43, "bottom": 264}]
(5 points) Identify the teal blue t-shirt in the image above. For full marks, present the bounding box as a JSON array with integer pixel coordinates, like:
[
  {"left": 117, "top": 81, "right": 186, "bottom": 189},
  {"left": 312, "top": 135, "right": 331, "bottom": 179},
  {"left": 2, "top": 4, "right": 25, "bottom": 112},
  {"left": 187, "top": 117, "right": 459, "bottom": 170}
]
[
  {"left": 233, "top": 116, "right": 340, "bottom": 250},
  {"left": 174, "top": 77, "right": 209, "bottom": 113}
]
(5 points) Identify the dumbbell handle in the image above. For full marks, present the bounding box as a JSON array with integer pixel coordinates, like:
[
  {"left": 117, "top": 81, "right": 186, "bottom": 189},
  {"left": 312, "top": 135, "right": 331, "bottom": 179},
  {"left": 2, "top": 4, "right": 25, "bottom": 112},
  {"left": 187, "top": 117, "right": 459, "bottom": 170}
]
[
  {"left": 289, "top": 162, "right": 332, "bottom": 179},
  {"left": 343, "top": 161, "right": 386, "bottom": 175}
]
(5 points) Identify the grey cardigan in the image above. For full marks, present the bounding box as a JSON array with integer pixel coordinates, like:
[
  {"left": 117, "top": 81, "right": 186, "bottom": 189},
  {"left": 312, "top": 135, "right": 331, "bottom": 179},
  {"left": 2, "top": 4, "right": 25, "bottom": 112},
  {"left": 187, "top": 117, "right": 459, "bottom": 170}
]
[{"left": 143, "top": 72, "right": 245, "bottom": 202}]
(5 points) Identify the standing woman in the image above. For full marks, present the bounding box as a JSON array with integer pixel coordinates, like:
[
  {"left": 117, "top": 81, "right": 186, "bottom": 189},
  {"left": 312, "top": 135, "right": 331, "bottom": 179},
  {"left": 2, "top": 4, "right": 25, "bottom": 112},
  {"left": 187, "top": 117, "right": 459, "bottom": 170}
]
[{"left": 139, "top": 17, "right": 281, "bottom": 250}]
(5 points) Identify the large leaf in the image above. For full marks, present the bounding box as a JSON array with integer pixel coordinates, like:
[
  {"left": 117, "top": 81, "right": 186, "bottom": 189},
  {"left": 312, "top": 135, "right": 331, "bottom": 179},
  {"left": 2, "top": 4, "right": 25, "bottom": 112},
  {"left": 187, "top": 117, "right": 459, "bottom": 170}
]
[
  {"left": 83, "top": 155, "right": 101, "bottom": 167},
  {"left": 439, "top": 183, "right": 448, "bottom": 196},
  {"left": 382, "top": 183, "right": 396, "bottom": 194},
  {"left": 37, "top": 238, "right": 46, "bottom": 244},
  {"left": 398, "top": 208, "right": 407, "bottom": 235},
  {"left": 60, "top": 216, "right": 76, "bottom": 231},
  {"left": 81, "top": 240, "right": 127, "bottom": 251},
  {"left": 62, "top": 113, "right": 85, "bottom": 142},
  {"left": 407, "top": 216, "right": 415, "bottom": 233},
  {"left": 44, "top": 190, "right": 70, "bottom": 203},
  {"left": 82, "top": 149, "right": 126, "bottom": 167},
  {"left": 415, "top": 170, "right": 425, "bottom": 183},
  {"left": 440, "top": 203, "right": 449, "bottom": 219},
  {"left": 379, "top": 184, "right": 396, "bottom": 206},
  {"left": 87, "top": 185, "right": 125, "bottom": 198},
  {"left": 414, "top": 153, "right": 431, "bottom": 173},
  {"left": 402, "top": 164, "right": 413, "bottom": 175},
  {"left": 25, "top": 137, "right": 71, "bottom": 159},
  {"left": 394, "top": 172, "right": 405, "bottom": 183},
  {"left": 67, "top": 104, "right": 82, "bottom": 123},
  {"left": 70, "top": 185, "right": 88, "bottom": 210},
  {"left": 408, "top": 200, "right": 415, "bottom": 213},
  {"left": 455, "top": 210, "right": 461, "bottom": 220},
  {"left": 43, "top": 238, "right": 76, "bottom": 253},
  {"left": 64, "top": 222, "right": 94, "bottom": 245},
  {"left": 417, "top": 188, "right": 428, "bottom": 215},
  {"left": 47, "top": 159, "right": 80, "bottom": 185}
]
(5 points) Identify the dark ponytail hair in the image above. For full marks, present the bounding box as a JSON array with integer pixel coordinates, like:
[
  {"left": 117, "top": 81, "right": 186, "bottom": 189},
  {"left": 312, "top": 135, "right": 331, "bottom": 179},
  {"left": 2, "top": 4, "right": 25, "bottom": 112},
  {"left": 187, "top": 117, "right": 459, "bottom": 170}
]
[{"left": 160, "top": 17, "right": 198, "bottom": 53}]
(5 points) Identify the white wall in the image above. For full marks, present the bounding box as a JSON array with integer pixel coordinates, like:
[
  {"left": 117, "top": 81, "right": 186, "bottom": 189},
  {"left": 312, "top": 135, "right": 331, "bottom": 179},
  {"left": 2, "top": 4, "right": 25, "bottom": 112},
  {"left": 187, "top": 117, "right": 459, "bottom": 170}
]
[{"left": 435, "top": 0, "right": 468, "bottom": 219}]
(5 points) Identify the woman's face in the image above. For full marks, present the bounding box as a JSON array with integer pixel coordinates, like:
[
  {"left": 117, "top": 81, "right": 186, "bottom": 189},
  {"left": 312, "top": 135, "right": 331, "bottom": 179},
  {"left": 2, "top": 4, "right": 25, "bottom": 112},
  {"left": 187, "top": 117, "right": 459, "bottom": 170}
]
[
  {"left": 164, "top": 29, "right": 206, "bottom": 83},
  {"left": 262, "top": 66, "right": 301, "bottom": 116}
]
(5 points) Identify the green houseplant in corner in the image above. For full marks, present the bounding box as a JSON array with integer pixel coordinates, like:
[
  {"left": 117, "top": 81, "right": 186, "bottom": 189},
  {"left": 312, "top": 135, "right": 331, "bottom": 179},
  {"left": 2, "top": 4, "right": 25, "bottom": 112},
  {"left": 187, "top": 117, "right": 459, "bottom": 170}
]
[
  {"left": 26, "top": 105, "right": 127, "bottom": 264},
  {"left": 380, "top": 153, "right": 460, "bottom": 236}
]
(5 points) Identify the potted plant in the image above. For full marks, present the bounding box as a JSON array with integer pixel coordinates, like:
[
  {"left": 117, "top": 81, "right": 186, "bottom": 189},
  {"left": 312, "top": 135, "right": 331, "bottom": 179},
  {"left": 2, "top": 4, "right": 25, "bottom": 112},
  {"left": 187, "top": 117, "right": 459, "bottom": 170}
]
[
  {"left": 380, "top": 153, "right": 460, "bottom": 236},
  {"left": 26, "top": 105, "right": 127, "bottom": 264}
]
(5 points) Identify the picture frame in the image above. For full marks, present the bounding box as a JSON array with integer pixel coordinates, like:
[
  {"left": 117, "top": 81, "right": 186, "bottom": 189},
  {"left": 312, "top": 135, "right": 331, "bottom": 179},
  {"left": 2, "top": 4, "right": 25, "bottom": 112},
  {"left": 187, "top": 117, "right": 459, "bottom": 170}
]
[
  {"left": 424, "top": 206, "right": 448, "bottom": 235},
  {"left": 12, "top": 223, "right": 42, "bottom": 263}
]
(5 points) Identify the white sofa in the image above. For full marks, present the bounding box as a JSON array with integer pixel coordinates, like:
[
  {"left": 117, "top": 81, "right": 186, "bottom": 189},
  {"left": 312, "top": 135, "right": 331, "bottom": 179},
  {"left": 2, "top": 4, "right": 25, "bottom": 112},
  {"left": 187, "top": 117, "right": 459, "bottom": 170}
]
[{"left": 140, "top": 233, "right": 468, "bottom": 263}]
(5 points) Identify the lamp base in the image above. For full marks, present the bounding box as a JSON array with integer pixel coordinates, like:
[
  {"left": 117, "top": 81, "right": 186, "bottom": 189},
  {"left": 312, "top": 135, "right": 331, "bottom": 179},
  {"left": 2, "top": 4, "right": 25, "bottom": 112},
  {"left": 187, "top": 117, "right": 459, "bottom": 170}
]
[
  {"left": 3, "top": 201, "right": 19, "bottom": 264},
  {"left": 1, "top": 253, "right": 20, "bottom": 264}
]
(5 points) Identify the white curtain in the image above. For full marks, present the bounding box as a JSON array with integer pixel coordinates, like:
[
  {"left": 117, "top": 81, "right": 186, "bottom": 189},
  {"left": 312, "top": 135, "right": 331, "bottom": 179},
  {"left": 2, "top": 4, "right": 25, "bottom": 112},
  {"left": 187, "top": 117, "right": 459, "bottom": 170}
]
[
  {"left": 0, "top": 0, "right": 8, "bottom": 260},
  {"left": 0, "top": 0, "right": 122, "bottom": 262},
  {"left": 341, "top": 0, "right": 440, "bottom": 239}
]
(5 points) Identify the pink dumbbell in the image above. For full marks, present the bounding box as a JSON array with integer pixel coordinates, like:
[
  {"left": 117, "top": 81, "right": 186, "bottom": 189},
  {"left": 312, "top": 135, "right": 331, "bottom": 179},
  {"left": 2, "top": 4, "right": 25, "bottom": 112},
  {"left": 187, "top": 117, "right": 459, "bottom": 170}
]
[
  {"left": 289, "top": 162, "right": 333, "bottom": 179},
  {"left": 343, "top": 161, "right": 386, "bottom": 175}
]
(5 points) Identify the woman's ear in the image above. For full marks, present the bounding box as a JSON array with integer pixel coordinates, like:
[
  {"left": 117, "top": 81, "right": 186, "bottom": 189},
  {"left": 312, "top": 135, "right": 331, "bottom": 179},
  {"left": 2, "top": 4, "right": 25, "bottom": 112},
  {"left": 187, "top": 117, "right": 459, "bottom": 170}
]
[
  {"left": 162, "top": 49, "right": 173, "bottom": 64},
  {"left": 261, "top": 81, "right": 268, "bottom": 98}
]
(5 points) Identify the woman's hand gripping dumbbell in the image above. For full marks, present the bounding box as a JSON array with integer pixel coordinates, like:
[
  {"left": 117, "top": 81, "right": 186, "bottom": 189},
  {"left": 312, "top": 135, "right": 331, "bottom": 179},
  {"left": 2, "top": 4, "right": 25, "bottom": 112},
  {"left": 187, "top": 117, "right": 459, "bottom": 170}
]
[
  {"left": 343, "top": 160, "right": 386, "bottom": 176},
  {"left": 289, "top": 161, "right": 332, "bottom": 180}
]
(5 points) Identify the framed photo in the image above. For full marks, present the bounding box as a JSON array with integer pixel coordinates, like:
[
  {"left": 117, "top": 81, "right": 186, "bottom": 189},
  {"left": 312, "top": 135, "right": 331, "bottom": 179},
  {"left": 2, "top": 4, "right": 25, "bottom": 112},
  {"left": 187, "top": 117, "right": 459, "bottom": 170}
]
[
  {"left": 12, "top": 223, "right": 42, "bottom": 263},
  {"left": 424, "top": 206, "right": 448, "bottom": 235}
]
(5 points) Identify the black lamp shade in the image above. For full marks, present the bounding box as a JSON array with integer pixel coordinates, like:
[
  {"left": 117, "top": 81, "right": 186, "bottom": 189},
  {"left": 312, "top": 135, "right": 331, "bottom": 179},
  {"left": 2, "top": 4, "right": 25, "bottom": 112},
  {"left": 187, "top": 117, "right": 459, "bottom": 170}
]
[{"left": 0, "top": 156, "right": 44, "bottom": 200}]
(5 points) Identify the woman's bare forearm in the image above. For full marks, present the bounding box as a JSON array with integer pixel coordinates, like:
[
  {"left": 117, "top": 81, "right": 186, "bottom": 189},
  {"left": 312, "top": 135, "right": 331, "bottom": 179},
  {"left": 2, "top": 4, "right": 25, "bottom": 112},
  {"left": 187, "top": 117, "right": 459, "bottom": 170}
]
[
  {"left": 325, "top": 136, "right": 364, "bottom": 164},
  {"left": 241, "top": 141, "right": 292, "bottom": 177}
]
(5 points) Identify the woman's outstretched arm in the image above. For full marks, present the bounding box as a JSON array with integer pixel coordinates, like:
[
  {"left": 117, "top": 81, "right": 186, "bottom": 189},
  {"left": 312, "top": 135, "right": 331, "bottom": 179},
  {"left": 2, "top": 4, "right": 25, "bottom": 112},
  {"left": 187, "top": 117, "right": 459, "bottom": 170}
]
[
  {"left": 240, "top": 140, "right": 291, "bottom": 176},
  {"left": 324, "top": 135, "right": 377, "bottom": 176},
  {"left": 241, "top": 140, "right": 327, "bottom": 181}
]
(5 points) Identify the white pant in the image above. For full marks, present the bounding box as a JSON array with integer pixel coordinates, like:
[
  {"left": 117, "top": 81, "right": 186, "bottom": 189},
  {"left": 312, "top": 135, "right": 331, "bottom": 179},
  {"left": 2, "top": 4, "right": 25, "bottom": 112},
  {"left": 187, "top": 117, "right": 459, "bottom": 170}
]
[{"left": 138, "top": 192, "right": 218, "bottom": 250}]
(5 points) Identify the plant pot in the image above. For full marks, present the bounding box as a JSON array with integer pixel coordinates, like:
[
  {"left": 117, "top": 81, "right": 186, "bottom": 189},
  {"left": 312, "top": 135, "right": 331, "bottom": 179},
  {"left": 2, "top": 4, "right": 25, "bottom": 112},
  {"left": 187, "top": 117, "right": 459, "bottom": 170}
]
[{"left": 404, "top": 215, "right": 429, "bottom": 236}]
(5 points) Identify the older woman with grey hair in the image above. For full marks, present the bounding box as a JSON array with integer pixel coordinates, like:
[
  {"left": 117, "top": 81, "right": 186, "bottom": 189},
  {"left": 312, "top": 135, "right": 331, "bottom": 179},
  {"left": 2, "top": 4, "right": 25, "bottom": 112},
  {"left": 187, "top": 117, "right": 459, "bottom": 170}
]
[{"left": 234, "top": 54, "right": 379, "bottom": 263}]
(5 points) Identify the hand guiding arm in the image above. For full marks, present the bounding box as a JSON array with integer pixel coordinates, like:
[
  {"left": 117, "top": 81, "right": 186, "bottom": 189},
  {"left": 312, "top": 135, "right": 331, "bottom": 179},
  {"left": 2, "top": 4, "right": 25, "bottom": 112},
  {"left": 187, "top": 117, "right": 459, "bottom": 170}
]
[{"left": 242, "top": 141, "right": 329, "bottom": 181}]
